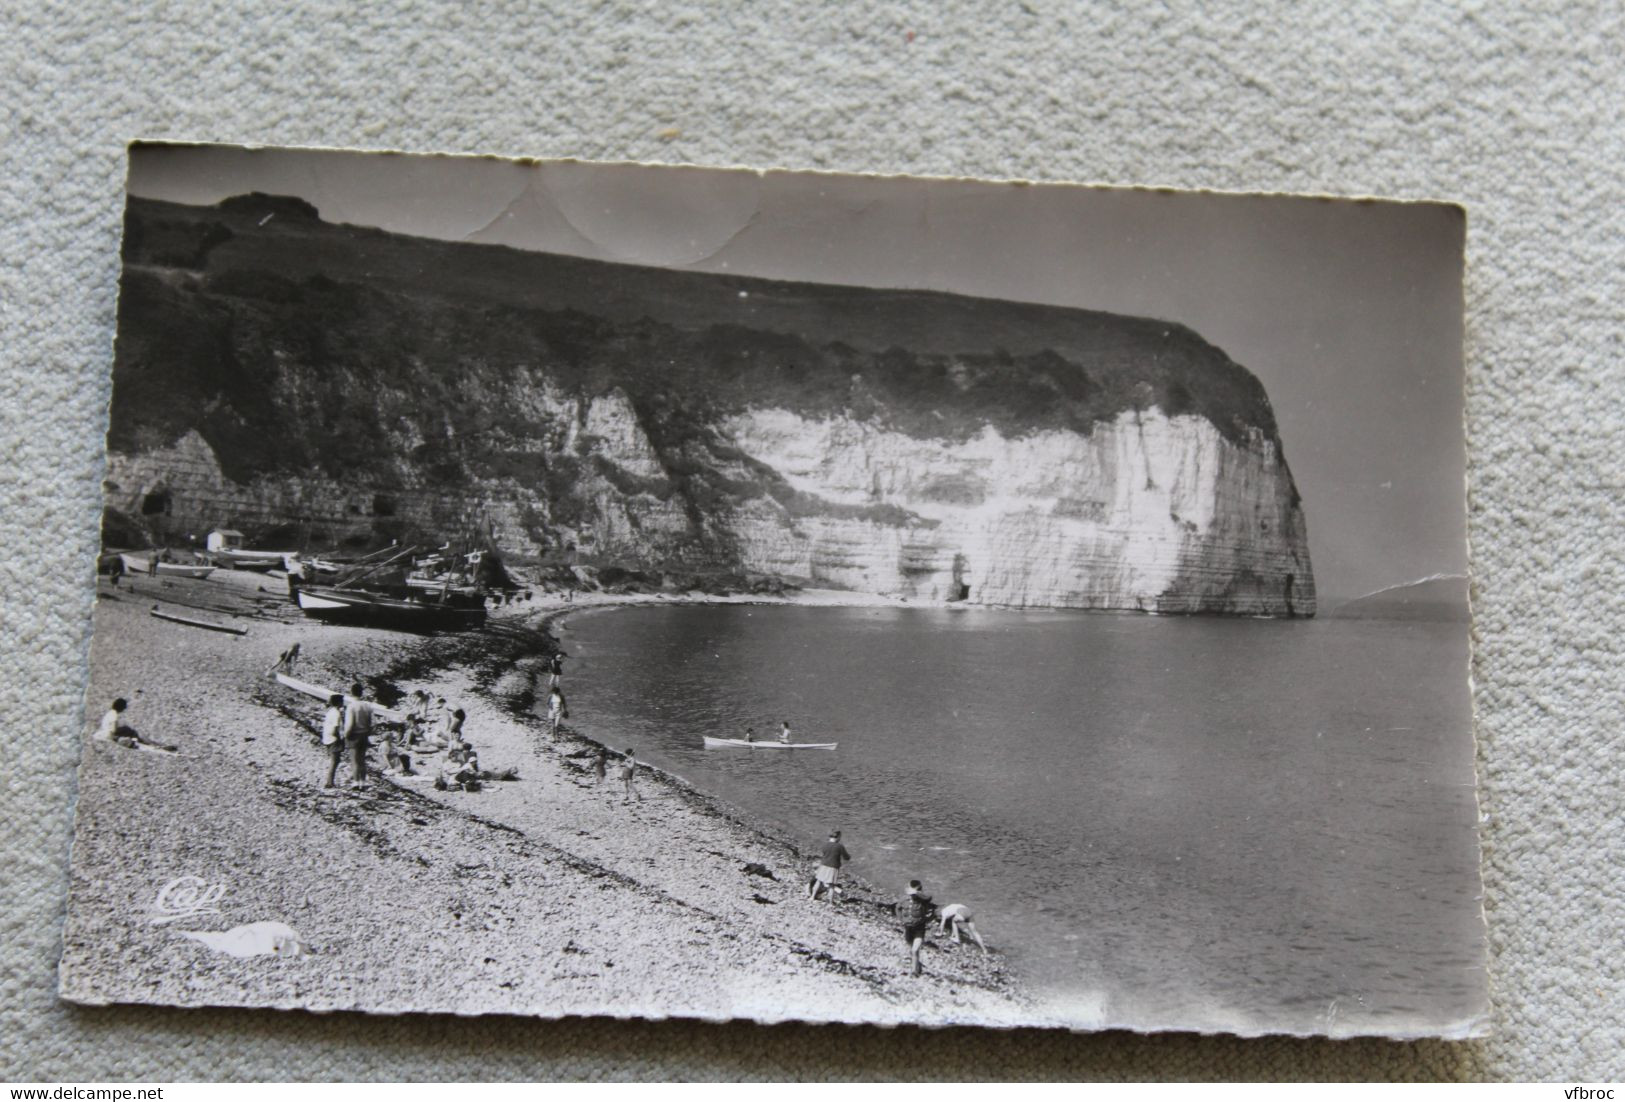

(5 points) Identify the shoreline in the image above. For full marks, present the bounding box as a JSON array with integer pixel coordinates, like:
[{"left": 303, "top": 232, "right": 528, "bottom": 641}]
[{"left": 59, "top": 571, "right": 1039, "bottom": 1029}]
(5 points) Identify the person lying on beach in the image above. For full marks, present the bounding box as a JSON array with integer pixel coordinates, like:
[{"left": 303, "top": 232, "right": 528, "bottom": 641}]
[
  {"left": 619, "top": 749, "right": 643, "bottom": 804},
  {"left": 893, "top": 880, "right": 937, "bottom": 977},
  {"left": 937, "top": 903, "right": 989, "bottom": 955},
  {"left": 265, "top": 641, "right": 301, "bottom": 677},
  {"left": 807, "top": 829, "right": 851, "bottom": 903},
  {"left": 92, "top": 697, "right": 178, "bottom": 753},
  {"left": 320, "top": 693, "right": 344, "bottom": 788}
]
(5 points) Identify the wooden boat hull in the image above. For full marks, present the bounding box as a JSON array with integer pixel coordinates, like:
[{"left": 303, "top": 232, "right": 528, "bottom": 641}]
[
  {"left": 209, "top": 549, "right": 293, "bottom": 571},
  {"left": 296, "top": 585, "right": 486, "bottom": 632},
  {"left": 274, "top": 673, "right": 405, "bottom": 723},
  {"left": 120, "top": 555, "right": 216, "bottom": 579},
  {"left": 702, "top": 736, "right": 837, "bottom": 750}
]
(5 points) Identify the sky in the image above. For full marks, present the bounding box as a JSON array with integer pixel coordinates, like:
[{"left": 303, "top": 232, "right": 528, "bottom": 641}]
[{"left": 127, "top": 143, "right": 1468, "bottom": 604}]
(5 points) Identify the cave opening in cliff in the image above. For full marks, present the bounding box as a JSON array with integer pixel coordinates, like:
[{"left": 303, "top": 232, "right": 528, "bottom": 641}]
[{"left": 140, "top": 490, "right": 170, "bottom": 516}]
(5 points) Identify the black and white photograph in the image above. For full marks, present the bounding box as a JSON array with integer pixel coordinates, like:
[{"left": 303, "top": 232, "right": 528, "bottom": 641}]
[{"left": 58, "top": 142, "right": 1483, "bottom": 1038}]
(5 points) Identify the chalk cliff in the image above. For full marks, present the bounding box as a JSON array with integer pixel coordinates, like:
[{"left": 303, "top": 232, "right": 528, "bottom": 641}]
[{"left": 103, "top": 194, "right": 1315, "bottom": 615}]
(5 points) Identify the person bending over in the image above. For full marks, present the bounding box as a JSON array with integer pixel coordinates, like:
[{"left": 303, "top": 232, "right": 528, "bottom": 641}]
[
  {"left": 808, "top": 829, "right": 850, "bottom": 903},
  {"left": 937, "top": 902, "right": 989, "bottom": 955}
]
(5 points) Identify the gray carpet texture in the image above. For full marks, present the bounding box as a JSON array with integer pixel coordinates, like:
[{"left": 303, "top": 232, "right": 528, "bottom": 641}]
[{"left": 2, "top": 0, "right": 1620, "bottom": 1083}]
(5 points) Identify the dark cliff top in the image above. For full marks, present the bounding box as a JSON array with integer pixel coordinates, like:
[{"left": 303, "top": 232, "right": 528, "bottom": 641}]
[{"left": 112, "top": 194, "right": 1286, "bottom": 466}]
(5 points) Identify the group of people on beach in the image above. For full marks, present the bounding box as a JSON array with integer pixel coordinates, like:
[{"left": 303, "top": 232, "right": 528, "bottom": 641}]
[
  {"left": 537, "top": 652, "right": 640, "bottom": 804},
  {"left": 806, "top": 828, "right": 989, "bottom": 976}
]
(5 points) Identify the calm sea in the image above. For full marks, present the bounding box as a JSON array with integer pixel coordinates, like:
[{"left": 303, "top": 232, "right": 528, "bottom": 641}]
[{"left": 557, "top": 604, "right": 1485, "bottom": 1035}]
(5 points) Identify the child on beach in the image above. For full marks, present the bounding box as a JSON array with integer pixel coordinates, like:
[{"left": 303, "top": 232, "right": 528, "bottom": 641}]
[
  {"left": 92, "top": 697, "right": 177, "bottom": 752},
  {"left": 619, "top": 749, "right": 642, "bottom": 803},
  {"left": 894, "top": 880, "right": 937, "bottom": 977},
  {"left": 547, "top": 688, "right": 567, "bottom": 739},
  {"left": 807, "top": 829, "right": 851, "bottom": 903},
  {"left": 320, "top": 693, "right": 344, "bottom": 788},
  {"left": 265, "top": 641, "right": 301, "bottom": 676},
  {"left": 937, "top": 903, "right": 989, "bottom": 955}
]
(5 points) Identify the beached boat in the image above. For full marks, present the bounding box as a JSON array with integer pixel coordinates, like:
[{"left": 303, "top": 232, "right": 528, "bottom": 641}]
[
  {"left": 119, "top": 555, "right": 216, "bottom": 579},
  {"left": 273, "top": 673, "right": 406, "bottom": 723},
  {"left": 405, "top": 572, "right": 485, "bottom": 599},
  {"left": 701, "top": 736, "right": 838, "bottom": 750},
  {"left": 295, "top": 584, "right": 487, "bottom": 632},
  {"left": 205, "top": 529, "right": 293, "bottom": 571},
  {"left": 209, "top": 548, "right": 289, "bottom": 571}
]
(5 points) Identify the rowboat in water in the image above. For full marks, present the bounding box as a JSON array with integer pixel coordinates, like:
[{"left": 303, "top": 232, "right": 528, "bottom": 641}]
[
  {"left": 702, "top": 736, "right": 838, "bottom": 750},
  {"left": 295, "top": 584, "right": 486, "bottom": 633},
  {"left": 119, "top": 555, "right": 216, "bottom": 579}
]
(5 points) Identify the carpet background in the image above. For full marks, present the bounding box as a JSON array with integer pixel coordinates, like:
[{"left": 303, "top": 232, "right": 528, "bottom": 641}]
[{"left": 2, "top": 0, "right": 1620, "bottom": 1082}]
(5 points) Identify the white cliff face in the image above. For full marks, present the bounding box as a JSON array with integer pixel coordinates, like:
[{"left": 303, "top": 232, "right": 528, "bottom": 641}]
[
  {"left": 717, "top": 407, "right": 1314, "bottom": 614},
  {"left": 105, "top": 391, "right": 1312, "bottom": 615}
]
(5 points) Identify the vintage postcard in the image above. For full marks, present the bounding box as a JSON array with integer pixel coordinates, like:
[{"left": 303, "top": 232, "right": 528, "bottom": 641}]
[{"left": 59, "top": 143, "right": 1484, "bottom": 1038}]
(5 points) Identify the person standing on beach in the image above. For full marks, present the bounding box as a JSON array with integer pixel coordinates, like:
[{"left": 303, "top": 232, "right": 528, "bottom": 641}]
[
  {"left": 807, "top": 829, "right": 851, "bottom": 903},
  {"left": 342, "top": 682, "right": 375, "bottom": 789},
  {"left": 105, "top": 554, "right": 124, "bottom": 587},
  {"left": 938, "top": 903, "right": 989, "bottom": 955},
  {"left": 779, "top": 721, "right": 792, "bottom": 745},
  {"left": 894, "top": 880, "right": 936, "bottom": 976},
  {"left": 619, "top": 748, "right": 643, "bottom": 803},
  {"left": 548, "top": 652, "right": 565, "bottom": 689},
  {"left": 592, "top": 746, "right": 608, "bottom": 786},
  {"left": 147, "top": 551, "right": 160, "bottom": 577},
  {"left": 266, "top": 641, "right": 301, "bottom": 677},
  {"left": 319, "top": 693, "right": 344, "bottom": 788},
  {"left": 547, "top": 687, "right": 567, "bottom": 738}
]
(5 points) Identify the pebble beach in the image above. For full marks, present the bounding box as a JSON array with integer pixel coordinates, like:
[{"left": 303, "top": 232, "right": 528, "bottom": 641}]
[{"left": 58, "top": 569, "right": 1029, "bottom": 1029}]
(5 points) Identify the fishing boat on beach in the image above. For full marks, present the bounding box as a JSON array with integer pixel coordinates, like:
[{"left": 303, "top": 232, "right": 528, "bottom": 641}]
[
  {"left": 205, "top": 529, "right": 292, "bottom": 571},
  {"left": 290, "top": 543, "right": 487, "bottom": 632},
  {"left": 295, "top": 585, "right": 487, "bottom": 632},
  {"left": 702, "top": 736, "right": 838, "bottom": 750},
  {"left": 119, "top": 554, "right": 216, "bottom": 579}
]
